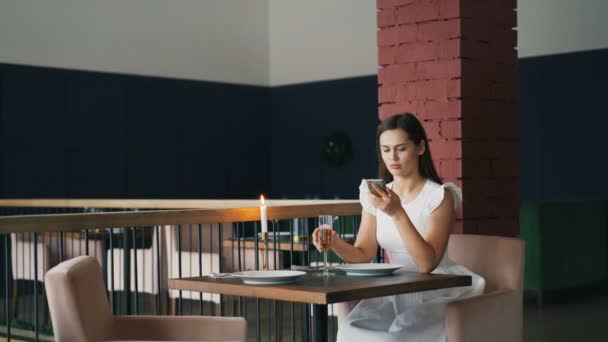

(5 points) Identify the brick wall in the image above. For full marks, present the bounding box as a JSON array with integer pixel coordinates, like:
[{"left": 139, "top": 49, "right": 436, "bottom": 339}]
[{"left": 377, "top": 0, "right": 518, "bottom": 236}]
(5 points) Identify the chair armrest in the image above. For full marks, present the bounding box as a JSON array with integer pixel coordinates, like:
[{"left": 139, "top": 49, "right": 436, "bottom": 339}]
[
  {"left": 446, "top": 289, "right": 522, "bottom": 342},
  {"left": 110, "top": 315, "right": 247, "bottom": 342}
]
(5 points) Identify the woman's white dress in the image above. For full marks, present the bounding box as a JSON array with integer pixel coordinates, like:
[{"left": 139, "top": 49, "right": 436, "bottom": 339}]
[{"left": 337, "top": 179, "right": 486, "bottom": 342}]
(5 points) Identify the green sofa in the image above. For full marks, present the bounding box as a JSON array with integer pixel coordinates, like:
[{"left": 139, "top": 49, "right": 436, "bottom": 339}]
[{"left": 519, "top": 200, "right": 607, "bottom": 302}]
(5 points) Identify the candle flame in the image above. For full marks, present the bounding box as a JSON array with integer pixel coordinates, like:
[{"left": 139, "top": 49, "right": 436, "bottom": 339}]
[{"left": 260, "top": 195, "right": 266, "bottom": 205}]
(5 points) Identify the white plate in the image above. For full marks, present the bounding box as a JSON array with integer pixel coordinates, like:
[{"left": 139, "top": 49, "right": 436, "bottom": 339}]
[
  {"left": 337, "top": 263, "right": 404, "bottom": 276},
  {"left": 257, "top": 231, "right": 291, "bottom": 240},
  {"left": 232, "top": 270, "right": 306, "bottom": 285}
]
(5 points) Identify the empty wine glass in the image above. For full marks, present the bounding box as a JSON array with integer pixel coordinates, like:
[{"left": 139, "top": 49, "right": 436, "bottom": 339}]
[{"left": 318, "top": 215, "right": 335, "bottom": 277}]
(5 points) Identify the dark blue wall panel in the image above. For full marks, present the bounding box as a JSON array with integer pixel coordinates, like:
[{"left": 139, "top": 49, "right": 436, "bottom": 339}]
[
  {"left": 518, "top": 49, "right": 608, "bottom": 201},
  {"left": 65, "top": 74, "right": 126, "bottom": 197},
  {"left": 0, "top": 63, "right": 271, "bottom": 199},
  {"left": 6, "top": 49, "right": 604, "bottom": 202},
  {"left": 270, "top": 76, "right": 379, "bottom": 199},
  {"left": 0, "top": 67, "right": 67, "bottom": 197}
]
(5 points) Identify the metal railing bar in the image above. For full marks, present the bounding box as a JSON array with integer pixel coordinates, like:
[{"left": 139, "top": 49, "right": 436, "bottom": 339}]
[
  {"left": 177, "top": 224, "right": 183, "bottom": 316},
  {"left": 59, "top": 231, "right": 64, "bottom": 263},
  {"left": 218, "top": 223, "right": 224, "bottom": 317},
  {"left": 209, "top": 224, "right": 215, "bottom": 316},
  {"left": 33, "top": 233, "right": 39, "bottom": 342},
  {"left": 198, "top": 224, "right": 203, "bottom": 316},
  {"left": 132, "top": 227, "right": 138, "bottom": 315},
  {"left": 84, "top": 229, "right": 89, "bottom": 256},
  {"left": 123, "top": 227, "right": 131, "bottom": 315},
  {"left": 4, "top": 234, "right": 11, "bottom": 341},
  {"left": 140, "top": 225, "right": 146, "bottom": 315},
  {"left": 231, "top": 224, "right": 236, "bottom": 316},
  {"left": 189, "top": 224, "right": 193, "bottom": 316},
  {"left": 109, "top": 228, "right": 116, "bottom": 314},
  {"left": 155, "top": 225, "right": 162, "bottom": 315},
  {"left": 290, "top": 219, "right": 295, "bottom": 342},
  {"left": 272, "top": 220, "right": 277, "bottom": 269},
  {"left": 236, "top": 222, "right": 243, "bottom": 317}
]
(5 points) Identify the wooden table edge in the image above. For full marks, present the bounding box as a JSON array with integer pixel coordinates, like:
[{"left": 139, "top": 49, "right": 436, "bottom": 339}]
[{"left": 168, "top": 274, "right": 472, "bottom": 305}]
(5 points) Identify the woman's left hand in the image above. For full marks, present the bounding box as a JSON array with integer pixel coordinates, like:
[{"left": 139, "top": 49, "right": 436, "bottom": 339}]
[{"left": 368, "top": 184, "right": 404, "bottom": 218}]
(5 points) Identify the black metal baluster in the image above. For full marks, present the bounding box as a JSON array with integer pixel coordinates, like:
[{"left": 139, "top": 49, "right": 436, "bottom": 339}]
[
  {"left": 71, "top": 230, "right": 75, "bottom": 258},
  {"left": 109, "top": 228, "right": 116, "bottom": 314},
  {"left": 155, "top": 226, "right": 162, "bottom": 315},
  {"left": 84, "top": 229, "right": 89, "bottom": 256},
  {"left": 198, "top": 224, "right": 203, "bottom": 315},
  {"left": 4, "top": 234, "right": 11, "bottom": 341},
  {"left": 33, "top": 233, "right": 39, "bottom": 342},
  {"left": 218, "top": 223, "right": 224, "bottom": 316},
  {"left": 189, "top": 224, "right": 193, "bottom": 315},
  {"left": 314, "top": 217, "right": 320, "bottom": 267},
  {"left": 255, "top": 223, "right": 260, "bottom": 342},
  {"left": 141, "top": 226, "right": 146, "bottom": 315},
  {"left": 122, "top": 228, "right": 130, "bottom": 315},
  {"left": 271, "top": 220, "right": 277, "bottom": 342},
  {"left": 27, "top": 232, "right": 32, "bottom": 324},
  {"left": 231, "top": 224, "right": 236, "bottom": 316},
  {"left": 177, "top": 224, "right": 183, "bottom": 316},
  {"left": 237, "top": 222, "right": 243, "bottom": 317},
  {"left": 242, "top": 222, "right": 247, "bottom": 318},
  {"left": 273, "top": 220, "right": 277, "bottom": 269},
  {"left": 290, "top": 219, "right": 296, "bottom": 342},
  {"left": 41, "top": 230, "right": 47, "bottom": 326},
  {"left": 303, "top": 220, "right": 310, "bottom": 342},
  {"left": 132, "top": 228, "right": 138, "bottom": 315},
  {"left": 59, "top": 231, "right": 64, "bottom": 262},
  {"left": 209, "top": 224, "right": 215, "bottom": 316}
]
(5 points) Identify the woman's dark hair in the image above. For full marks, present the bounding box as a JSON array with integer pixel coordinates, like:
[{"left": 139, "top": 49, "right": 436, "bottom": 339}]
[{"left": 376, "top": 113, "right": 442, "bottom": 184}]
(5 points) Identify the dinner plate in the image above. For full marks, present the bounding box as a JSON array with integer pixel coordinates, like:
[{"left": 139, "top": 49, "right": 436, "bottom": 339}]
[
  {"left": 336, "top": 263, "right": 404, "bottom": 276},
  {"left": 257, "top": 231, "right": 291, "bottom": 240},
  {"left": 232, "top": 270, "right": 306, "bottom": 285}
]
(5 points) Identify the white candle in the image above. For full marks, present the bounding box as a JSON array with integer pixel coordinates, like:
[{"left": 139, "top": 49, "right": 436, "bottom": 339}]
[{"left": 260, "top": 195, "right": 268, "bottom": 233}]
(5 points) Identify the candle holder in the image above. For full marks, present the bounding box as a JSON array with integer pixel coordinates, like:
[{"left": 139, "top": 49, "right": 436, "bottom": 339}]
[{"left": 260, "top": 231, "right": 269, "bottom": 271}]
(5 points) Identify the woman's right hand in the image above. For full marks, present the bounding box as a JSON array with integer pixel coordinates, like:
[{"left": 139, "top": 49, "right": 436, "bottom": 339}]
[{"left": 312, "top": 226, "right": 337, "bottom": 252}]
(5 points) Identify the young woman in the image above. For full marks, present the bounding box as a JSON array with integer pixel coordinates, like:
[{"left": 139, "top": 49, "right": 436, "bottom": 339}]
[{"left": 312, "top": 113, "right": 485, "bottom": 342}]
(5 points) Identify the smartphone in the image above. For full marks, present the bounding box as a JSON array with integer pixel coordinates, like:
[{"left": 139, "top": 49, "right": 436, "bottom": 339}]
[{"left": 366, "top": 179, "right": 387, "bottom": 196}]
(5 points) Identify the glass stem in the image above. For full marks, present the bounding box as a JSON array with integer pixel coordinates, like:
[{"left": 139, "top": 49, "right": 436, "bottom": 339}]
[{"left": 324, "top": 251, "right": 329, "bottom": 274}]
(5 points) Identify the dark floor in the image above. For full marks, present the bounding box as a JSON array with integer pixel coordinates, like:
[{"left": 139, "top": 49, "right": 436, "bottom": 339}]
[
  {"left": 2, "top": 291, "right": 608, "bottom": 341},
  {"left": 524, "top": 291, "right": 608, "bottom": 341}
]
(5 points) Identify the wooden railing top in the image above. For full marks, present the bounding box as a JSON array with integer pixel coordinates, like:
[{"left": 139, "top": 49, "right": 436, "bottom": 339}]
[
  {"left": 0, "top": 200, "right": 362, "bottom": 233},
  {"left": 0, "top": 199, "right": 356, "bottom": 209}
]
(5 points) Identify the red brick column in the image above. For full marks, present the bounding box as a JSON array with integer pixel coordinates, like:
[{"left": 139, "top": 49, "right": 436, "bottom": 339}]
[{"left": 377, "top": 0, "right": 518, "bottom": 236}]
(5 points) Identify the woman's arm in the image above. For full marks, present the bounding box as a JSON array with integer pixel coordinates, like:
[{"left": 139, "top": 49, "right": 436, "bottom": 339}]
[
  {"left": 312, "top": 209, "right": 378, "bottom": 263},
  {"left": 370, "top": 184, "right": 455, "bottom": 273},
  {"left": 391, "top": 190, "right": 454, "bottom": 273}
]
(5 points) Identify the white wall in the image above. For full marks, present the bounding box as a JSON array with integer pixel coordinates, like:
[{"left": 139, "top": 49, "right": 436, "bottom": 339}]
[
  {"left": 0, "top": 0, "right": 269, "bottom": 85},
  {"left": 518, "top": 0, "right": 608, "bottom": 58},
  {"left": 268, "top": 0, "right": 377, "bottom": 86},
  {"left": 0, "top": 0, "right": 376, "bottom": 86},
  {"left": 4, "top": 1, "right": 606, "bottom": 85}
]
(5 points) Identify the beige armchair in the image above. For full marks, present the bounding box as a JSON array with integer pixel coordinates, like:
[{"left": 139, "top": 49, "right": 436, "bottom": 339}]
[
  {"left": 335, "top": 234, "right": 525, "bottom": 342},
  {"left": 45, "top": 255, "right": 247, "bottom": 342},
  {"left": 445, "top": 234, "right": 525, "bottom": 342}
]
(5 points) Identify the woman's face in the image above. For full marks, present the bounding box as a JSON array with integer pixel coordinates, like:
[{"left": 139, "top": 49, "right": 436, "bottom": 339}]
[{"left": 379, "top": 128, "right": 425, "bottom": 178}]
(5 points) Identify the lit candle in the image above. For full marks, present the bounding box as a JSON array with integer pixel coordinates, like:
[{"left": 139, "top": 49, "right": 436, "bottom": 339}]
[{"left": 260, "top": 195, "right": 268, "bottom": 233}]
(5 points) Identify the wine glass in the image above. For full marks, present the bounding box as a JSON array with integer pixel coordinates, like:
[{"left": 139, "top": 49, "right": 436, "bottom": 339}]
[{"left": 318, "top": 215, "right": 335, "bottom": 276}]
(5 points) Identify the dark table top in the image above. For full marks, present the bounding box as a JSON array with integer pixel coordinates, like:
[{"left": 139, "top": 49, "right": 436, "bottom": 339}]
[{"left": 168, "top": 270, "right": 471, "bottom": 305}]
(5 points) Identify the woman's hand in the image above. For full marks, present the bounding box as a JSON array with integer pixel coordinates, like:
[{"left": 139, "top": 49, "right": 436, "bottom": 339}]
[
  {"left": 368, "top": 184, "right": 404, "bottom": 218},
  {"left": 312, "top": 226, "right": 337, "bottom": 252}
]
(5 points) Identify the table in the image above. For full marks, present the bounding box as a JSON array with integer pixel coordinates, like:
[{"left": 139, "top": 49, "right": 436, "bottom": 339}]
[{"left": 169, "top": 270, "right": 471, "bottom": 342}]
